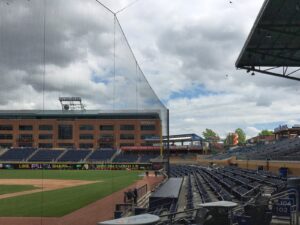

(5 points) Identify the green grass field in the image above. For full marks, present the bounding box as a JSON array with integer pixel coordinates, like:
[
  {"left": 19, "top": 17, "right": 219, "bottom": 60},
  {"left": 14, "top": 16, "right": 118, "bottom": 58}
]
[
  {"left": 0, "top": 170, "right": 141, "bottom": 217},
  {"left": 0, "top": 185, "right": 38, "bottom": 195}
]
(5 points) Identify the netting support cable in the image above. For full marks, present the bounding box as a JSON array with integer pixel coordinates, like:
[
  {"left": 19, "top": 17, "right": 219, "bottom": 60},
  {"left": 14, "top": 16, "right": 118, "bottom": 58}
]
[
  {"left": 94, "top": 0, "right": 117, "bottom": 111},
  {"left": 167, "top": 109, "right": 170, "bottom": 177},
  {"left": 135, "top": 61, "right": 138, "bottom": 111},
  {"left": 42, "top": 0, "right": 46, "bottom": 112},
  {"left": 94, "top": 0, "right": 166, "bottom": 109},
  {"left": 114, "top": 16, "right": 167, "bottom": 109},
  {"left": 94, "top": 0, "right": 115, "bottom": 14},
  {"left": 93, "top": 1, "right": 116, "bottom": 111},
  {"left": 113, "top": 15, "right": 116, "bottom": 110},
  {"left": 115, "top": 0, "right": 141, "bottom": 15},
  {"left": 160, "top": 123, "right": 163, "bottom": 157},
  {"left": 41, "top": 1, "right": 46, "bottom": 224}
]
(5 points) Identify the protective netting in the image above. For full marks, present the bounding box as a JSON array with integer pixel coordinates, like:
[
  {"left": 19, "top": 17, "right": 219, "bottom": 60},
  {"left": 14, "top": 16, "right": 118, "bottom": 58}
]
[
  {"left": 0, "top": 0, "right": 167, "bottom": 220},
  {"left": 0, "top": 0, "right": 167, "bottom": 134}
]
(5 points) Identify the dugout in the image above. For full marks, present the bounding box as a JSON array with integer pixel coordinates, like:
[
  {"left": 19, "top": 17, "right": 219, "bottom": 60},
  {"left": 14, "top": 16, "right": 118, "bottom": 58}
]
[{"left": 149, "top": 177, "right": 183, "bottom": 210}]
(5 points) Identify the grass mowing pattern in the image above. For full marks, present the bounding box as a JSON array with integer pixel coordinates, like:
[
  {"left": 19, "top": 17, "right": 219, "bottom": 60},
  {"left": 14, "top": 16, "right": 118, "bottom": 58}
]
[
  {"left": 0, "top": 170, "right": 141, "bottom": 217},
  {"left": 0, "top": 170, "right": 138, "bottom": 181},
  {"left": 0, "top": 185, "right": 38, "bottom": 195}
]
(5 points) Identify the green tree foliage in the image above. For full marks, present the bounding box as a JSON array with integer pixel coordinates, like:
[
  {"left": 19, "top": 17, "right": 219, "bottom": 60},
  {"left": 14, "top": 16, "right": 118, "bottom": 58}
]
[
  {"left": 235, "top": 128, "right": 246, "bottom": 144},
  {"left": 259, "top": 130, "right": 274, "bottom": 136},
  {"left": 202, "top": 129, "right": 219, "bottom": 141},
  {"left": 224, "top": 133, "right": 233, "bottom": 146}
]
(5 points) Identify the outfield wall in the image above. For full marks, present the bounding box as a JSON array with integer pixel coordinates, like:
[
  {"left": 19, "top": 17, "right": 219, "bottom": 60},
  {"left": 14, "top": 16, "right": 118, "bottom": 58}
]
[
  {"left": 0, "top": 162, "right": 153, "bottom": 170},
  {"left": 197, "top": 156, "right": 300, "bottom": 176}
]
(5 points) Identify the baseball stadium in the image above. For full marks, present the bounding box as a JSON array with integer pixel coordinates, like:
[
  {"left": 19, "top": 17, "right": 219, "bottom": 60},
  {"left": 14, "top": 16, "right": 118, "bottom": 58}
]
[{"left": 0, "top": 0, "right": 300, "bottom": 225}]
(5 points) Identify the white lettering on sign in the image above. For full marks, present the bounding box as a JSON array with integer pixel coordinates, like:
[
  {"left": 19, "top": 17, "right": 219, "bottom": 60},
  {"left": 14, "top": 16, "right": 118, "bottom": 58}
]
[{"left": 141, "top": 121, "right": 155, "bottom": 125}]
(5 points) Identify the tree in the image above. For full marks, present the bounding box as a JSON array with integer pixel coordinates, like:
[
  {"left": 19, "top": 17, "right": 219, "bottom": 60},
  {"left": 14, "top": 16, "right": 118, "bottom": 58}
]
[
  {"left": 235, "top": 128, "right": 246, "bottom": 144},
  {"left": 202, "top": 129, "right": 219, "bottom": 141},
  {"left": 224, "top": 132, "right": 240, "bottom": 147},
  {"left": 224, "top": 133, "right": 233, "bottom": 146},
  {"left": 259, "top": 130, "right": 273, "bottom": 136}
]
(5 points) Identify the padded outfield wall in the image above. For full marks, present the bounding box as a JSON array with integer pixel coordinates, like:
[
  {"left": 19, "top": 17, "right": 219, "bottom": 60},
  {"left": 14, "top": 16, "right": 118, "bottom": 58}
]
[{"left": 0, "top": 162, "right": 153, "bottom": 170}]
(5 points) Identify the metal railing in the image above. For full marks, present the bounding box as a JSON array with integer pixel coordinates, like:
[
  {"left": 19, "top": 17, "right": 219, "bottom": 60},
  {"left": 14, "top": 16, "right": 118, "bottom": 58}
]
[{"left": 271, "top": 189, "right": 299, "bottom": 225}]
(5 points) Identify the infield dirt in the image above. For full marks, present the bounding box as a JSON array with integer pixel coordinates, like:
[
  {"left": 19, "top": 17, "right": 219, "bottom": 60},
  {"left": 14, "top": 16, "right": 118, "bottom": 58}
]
[{"left": 0, "top": 174, "right": 164, "bottom": 225}]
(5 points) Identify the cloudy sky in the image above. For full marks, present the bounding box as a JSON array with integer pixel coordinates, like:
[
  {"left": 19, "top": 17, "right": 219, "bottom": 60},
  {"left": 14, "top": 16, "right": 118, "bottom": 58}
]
[{"left": 0, "top": 0, "right": 300, "bottom": 138}]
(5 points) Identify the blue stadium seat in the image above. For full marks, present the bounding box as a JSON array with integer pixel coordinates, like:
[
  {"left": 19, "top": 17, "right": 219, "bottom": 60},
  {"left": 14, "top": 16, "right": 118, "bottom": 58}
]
[
  {"left": 113, "top": 152, "right": 139, "bottom": 163},
  {"left": 87, "top": 149, "right": 116, "bottom": 162},
  {"left": 0, "top": 148, "right": 36, "bottom": 161},
  {"left": 58, "top": 150, "right": 91, "bottom": 162},
  {"left": 29, "top": 149, "right": 64, "bottom": 162}
]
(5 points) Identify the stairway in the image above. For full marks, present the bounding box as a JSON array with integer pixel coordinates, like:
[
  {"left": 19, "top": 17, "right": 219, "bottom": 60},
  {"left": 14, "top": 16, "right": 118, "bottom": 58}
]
[
  {"left": 26, "top": 149, "right": 38, "bottom": 162},
  {"left": 55, "top": 149, "right": 68, "bottom": 162},
  {"left": 83, "top": 150, "right": 94, "bottom": 162}
]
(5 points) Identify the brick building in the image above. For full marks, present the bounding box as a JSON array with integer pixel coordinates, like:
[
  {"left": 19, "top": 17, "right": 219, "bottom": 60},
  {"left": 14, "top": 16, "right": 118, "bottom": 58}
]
[{"left": 0, "top": 110, "right": 161, "bottom": 149}]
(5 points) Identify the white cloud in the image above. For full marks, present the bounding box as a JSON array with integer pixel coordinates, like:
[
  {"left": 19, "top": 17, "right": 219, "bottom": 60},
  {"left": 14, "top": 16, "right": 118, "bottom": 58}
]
[
  {"left": 1, "top": 0, "right": 299, "bottom": 138},
  {"left": 245, "top": 127, "right": 261, "bottom": 138}
]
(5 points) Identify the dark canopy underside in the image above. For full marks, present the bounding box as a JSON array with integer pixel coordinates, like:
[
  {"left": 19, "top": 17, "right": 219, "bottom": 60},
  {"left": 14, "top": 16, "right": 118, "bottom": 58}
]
[{"left": 236, "top": 0, "right": 300, "bottom": 80}]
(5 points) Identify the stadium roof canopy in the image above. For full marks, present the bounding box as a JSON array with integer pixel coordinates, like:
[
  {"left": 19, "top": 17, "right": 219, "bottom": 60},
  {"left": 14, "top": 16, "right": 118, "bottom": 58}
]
[
  {"left": 236, "top": 0, "right": 300, "bottom": 81},
  {"left": 164, "top": 133, "right": 203, "bottom": 142},
  {"left": 145, "top": 133, "right": 203, "bottom": 142},
  {"left": 0, "top": 110, "right": 160, "bottom": 120}
]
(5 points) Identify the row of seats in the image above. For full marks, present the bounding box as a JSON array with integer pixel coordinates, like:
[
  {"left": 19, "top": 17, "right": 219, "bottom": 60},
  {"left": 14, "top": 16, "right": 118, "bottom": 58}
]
[
  {"left": 113, "top": 152, "right": 159, "bottom": 163},
  {"left": 113, "top": 152, "right": 139, "bottom": 163},
  {"left": 224, "top": 166, "right": 286, "bottom": 190},
  {"left": 0, "top": 148, "right": 161, "bottom": 163},
  {"left": 199, "top": 169, "right": 233, "bottom": 201},
  {"left": 58, "top": 150, "right": 91, "bottom": 162},
  {"left": 193, "top": 172, "right": 211, "bottom": 203},
  {"left": 0, "top": 148, "right": 36, "bottom": 161},
  {"left": 30, "top": 150, "right": 64, "bottom": 162},
  {"left": 210, "top": 169, "right": 259, "bottom": 199},
  {"left": 186, "top": 175, "right": 194, "bottom": 209},
  {"left": 139, "top": 153, "right": 159, "bottom": 163},
  {"left": 88, "top": 150, "right": 116, "bottom": 162},
  {"left": 0, "top": 148, "right": 116, "bottom": 162},
  {"left": 207, "top": 137, "right": 300, "bottom": 161},
  {"left": 170, "top": 165, "right": 193, "bottom": 177},
  {"left": 170, "top": 165, "right": 287, "bottom": 224},
  {"left": 171, "top": 165, "right": 233, "bottom": 202},
  {"left": 170, "top": 165, "right": 276, "bottom": 201}
]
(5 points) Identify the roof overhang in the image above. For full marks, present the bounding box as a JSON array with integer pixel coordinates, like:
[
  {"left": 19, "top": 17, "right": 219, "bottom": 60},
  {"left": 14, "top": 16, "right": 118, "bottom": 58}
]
[
  {"left": 236, "top": 0, "right": 300, "bottom": 81},
  {"left": 0, "top": 110, "right": 160, "bottom": 120},
  {"left": 145, "top": 133, "right": 203, "bottom": 142}
]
